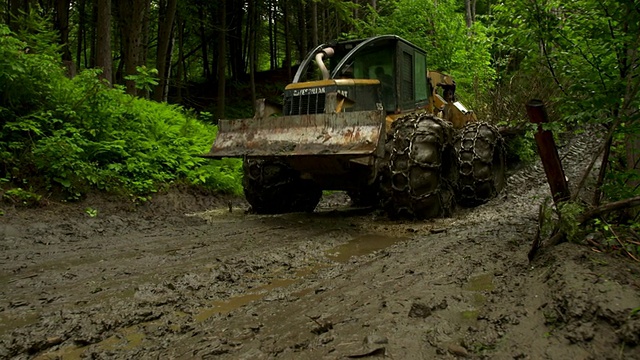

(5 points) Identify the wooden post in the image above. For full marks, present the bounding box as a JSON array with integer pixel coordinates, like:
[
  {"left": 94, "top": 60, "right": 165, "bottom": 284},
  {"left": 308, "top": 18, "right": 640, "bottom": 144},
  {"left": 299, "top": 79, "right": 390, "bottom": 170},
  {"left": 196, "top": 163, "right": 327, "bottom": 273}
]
[{"left": 526, "top": 99, "right": 570, "bottom": 204}]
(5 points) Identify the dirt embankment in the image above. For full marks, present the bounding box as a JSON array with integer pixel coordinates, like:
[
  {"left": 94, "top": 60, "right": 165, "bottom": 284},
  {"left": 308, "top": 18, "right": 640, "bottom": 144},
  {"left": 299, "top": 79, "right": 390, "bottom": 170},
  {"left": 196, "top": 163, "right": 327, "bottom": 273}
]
[{"left": 1, "top": 131, "right": 639, "bottom": 359}]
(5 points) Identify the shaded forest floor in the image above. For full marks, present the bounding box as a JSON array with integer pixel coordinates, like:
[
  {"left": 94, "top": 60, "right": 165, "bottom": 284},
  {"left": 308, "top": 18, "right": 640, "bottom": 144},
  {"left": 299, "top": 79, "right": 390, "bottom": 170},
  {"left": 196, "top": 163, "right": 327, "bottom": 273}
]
[{"left": 1, "top": 130, "right": 639, "bottom": 359}]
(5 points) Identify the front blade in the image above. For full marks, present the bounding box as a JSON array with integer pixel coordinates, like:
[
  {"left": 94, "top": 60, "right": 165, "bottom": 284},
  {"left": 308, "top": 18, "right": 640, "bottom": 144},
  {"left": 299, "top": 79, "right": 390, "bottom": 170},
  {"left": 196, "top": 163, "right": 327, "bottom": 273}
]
[{"left": 203, "top": 110, "right": 385, "bottom": 158}]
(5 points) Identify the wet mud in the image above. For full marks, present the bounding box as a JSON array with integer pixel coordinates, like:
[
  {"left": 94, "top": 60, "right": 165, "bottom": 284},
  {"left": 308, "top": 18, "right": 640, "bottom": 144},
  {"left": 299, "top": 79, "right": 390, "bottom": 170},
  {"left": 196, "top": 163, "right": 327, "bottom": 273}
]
[{"left": 1, "top": 131, "right": 639, "bottom": 359}]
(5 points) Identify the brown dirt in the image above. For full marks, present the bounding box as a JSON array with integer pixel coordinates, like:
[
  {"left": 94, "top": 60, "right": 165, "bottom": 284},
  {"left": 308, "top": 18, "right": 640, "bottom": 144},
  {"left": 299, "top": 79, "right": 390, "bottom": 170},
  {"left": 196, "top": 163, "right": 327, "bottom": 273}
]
[{"left": 1, "top": 132, "right": 639, "bottom": 360}]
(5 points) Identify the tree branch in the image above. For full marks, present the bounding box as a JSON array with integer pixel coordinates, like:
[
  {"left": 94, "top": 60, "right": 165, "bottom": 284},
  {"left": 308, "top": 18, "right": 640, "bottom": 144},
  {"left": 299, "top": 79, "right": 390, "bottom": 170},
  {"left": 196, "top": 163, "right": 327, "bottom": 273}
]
[{"left": 578, "top": 196, "right": 640, "bottom": 225}]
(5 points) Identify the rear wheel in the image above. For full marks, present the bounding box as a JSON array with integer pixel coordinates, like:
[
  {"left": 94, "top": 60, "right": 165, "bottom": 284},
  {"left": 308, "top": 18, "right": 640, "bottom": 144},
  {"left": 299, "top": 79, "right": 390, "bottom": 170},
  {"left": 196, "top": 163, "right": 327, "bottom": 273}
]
[
  {"left": 347, "top": 186, "right": 378, "bottom": 207},
  {"left": 243, "top": 158, "right": 322, "bottom": 214},
  {"left": 379, "top": 113, "right": 455, "bottom": 219},
  {"left": 454, "top": 122, "right": 506, "bottom": 206}
]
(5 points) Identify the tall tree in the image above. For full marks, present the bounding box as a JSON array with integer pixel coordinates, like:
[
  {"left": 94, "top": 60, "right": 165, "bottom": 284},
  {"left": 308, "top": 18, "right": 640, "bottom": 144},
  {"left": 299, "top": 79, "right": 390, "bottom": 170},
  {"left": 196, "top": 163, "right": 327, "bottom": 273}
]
[
  {"left": 216, "top": 0, "right": 226, "bottom": 119},
  {"left": 76, "top": 0, "right": 87, "bottom": 69},
  {"left": 54, "top": 0, "right": 72, "bottom": 62},
  {"left": 311, "top": 0, "right": 318, "bottom": 47},
  {"left": 465, "top": 0, "right": 473, "bottom": 28},
  {"left": 95, "top": 0, "right": 113, "bottom": 84},
  {"left": 282, "top": 0, "right": 292, "bottom": 78},
  {"left": 247, "top": 0, "right": 258, "bottom": 105},
  {"left": 268, "top": 0, "right": 276, "bottom": 70},
  {"left": 227, "top": 0, "right": 245, "bottom": 81},
  {"left": 117, "top": 0, "right": 148, "bottom": 95},
  {"left": 197, "top": 2, "right": 211, "bottom": 79},
  {"left": 295, "top": 0, "right": 308, "bottom": 61},
  {"left": 153, "top": 0, "right": 178, "bottom": 101},
  {"left": 175, "top": 17, "right": 186, "bottom": 102}
]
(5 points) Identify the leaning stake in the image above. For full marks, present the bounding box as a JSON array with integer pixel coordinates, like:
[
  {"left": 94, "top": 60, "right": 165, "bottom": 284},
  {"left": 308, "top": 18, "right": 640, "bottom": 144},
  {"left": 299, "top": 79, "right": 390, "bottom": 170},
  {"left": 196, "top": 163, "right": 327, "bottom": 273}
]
[{"left": 526, "top": 99, "right": 570, "bottom": 204}]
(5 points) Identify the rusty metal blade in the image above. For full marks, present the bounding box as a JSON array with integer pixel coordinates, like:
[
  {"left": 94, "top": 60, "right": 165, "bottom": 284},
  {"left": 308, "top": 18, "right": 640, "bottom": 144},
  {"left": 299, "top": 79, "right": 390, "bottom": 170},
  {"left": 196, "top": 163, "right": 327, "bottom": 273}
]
[{"left": 203, "top": 110, "right": 385, "bottom": 158}]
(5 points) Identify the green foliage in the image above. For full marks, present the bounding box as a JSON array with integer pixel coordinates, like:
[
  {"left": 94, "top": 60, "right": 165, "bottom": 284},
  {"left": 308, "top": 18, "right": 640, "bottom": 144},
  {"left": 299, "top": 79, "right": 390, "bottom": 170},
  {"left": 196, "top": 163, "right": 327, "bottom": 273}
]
[
  {"left": 0, "top": 22, "right": 242, "bottom": 200},
  {"left": 124, "top": 66, "right": 159, "bottom": 93},
  {"left": 591, "top": 218, "right": 640, "bottom": 260},
  {"left": 2, "top": 188, "right": 42, "bottom": 206},
  {"left": 539, "top": 199, "right": 585, "bottom": 243},
  {"left": 491, "top": 0, "right": 640, "bottom": 200},
  {"left": 85, "top": 207, "right": 98, "bottom": 217},
  {"left": 507, "top": 133, "right": 536, "bottom": 164},
  {"left": 557, "top": 202, "right": 585, "bottom": 242}
]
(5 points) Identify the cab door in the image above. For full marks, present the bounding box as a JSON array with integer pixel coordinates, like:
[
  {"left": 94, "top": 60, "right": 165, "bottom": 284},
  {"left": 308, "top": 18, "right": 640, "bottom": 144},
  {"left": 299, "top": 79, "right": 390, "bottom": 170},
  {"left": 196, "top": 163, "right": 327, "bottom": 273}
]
[{"left": 396, "top": 42, "right": 429, "bottom": 112}]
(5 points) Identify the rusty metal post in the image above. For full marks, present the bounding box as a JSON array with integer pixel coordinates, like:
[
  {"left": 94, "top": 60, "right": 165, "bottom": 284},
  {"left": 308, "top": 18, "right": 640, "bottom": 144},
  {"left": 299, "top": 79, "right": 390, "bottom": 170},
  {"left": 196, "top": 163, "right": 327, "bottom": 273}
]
[{"left": 526, "top": 99, "right": 570, "bottom": 204}]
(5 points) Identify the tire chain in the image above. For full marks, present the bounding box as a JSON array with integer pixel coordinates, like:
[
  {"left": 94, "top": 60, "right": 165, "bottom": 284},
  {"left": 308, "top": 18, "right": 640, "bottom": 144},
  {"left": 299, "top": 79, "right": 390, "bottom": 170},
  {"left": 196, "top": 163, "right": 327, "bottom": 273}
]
[
  {"left": 379, "top": 112, "right": 456, "bottom": 219},
  {"left": 454, "top": 122, "right": 506, "bottom": 206}
]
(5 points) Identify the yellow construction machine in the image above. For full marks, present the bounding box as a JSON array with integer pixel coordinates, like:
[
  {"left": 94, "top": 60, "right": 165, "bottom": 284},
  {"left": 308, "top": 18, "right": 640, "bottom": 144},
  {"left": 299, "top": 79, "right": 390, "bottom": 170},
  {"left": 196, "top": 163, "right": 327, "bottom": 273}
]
[{"left": 204, "top": 35, "right": 505, "bottom": 218}]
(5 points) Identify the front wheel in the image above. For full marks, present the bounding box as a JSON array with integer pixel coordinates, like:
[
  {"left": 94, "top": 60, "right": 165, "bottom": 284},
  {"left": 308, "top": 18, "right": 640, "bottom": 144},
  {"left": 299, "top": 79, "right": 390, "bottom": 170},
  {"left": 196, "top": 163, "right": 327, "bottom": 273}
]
[
  {"left": 378, "top": 113, "right": 456, "bottom": 219},
  {"left": 243, "top": 158, "right": 322, "bottom": 214},
  {"left": 454, "top": 122, "right": 506, "bottom": 206}
]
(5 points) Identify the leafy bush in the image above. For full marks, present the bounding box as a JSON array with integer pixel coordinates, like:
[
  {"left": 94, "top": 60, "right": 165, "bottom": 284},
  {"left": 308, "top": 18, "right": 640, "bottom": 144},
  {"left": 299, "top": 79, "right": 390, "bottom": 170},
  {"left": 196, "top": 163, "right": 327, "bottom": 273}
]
[
  {"left": 0, "top": 22, "right": 242, "bottom": 201},
  {"left": 490, "top": 0, "right": 640, "bottom": 202}
]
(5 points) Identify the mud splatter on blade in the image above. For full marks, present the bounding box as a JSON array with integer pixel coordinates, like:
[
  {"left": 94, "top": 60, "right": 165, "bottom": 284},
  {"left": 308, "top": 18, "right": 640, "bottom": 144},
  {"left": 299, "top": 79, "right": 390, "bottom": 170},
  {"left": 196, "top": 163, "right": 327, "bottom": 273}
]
[{"left": 203, "top": 110, "right": 385, "bottom": 158}]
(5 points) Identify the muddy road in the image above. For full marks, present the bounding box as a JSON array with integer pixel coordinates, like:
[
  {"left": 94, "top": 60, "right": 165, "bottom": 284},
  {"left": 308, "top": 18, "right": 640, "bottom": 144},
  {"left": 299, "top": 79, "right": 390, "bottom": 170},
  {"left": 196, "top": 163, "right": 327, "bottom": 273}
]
[{"left": 1, "top": 132, "right": 639, "bottom": 359}]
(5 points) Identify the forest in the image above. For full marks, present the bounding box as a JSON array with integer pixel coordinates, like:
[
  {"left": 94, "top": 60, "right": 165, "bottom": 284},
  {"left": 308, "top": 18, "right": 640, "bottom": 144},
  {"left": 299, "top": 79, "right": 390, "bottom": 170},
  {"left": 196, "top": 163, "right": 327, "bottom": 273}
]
[{"left": 0, "top": 1, "right": 639, "bottom": 250}]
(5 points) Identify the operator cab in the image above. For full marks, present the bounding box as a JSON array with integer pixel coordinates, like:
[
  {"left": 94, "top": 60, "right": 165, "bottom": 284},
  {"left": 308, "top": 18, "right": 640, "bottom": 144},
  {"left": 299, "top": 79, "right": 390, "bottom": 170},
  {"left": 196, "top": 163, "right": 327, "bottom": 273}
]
[{"left": 287, "top": 35, "right": 430, "bottom": 115}]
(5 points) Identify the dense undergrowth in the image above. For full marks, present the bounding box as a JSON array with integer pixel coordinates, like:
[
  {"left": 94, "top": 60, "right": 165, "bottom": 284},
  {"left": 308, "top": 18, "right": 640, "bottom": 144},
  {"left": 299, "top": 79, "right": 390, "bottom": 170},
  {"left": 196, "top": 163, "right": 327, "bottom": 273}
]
[{"left": 0, "top": 23, "right": 242, "bottom": 205}]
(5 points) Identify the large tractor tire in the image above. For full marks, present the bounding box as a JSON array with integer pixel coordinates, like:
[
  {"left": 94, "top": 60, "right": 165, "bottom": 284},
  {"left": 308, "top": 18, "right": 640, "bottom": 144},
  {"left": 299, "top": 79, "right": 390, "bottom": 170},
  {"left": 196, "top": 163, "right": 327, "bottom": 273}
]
[
  {"left": 379, "top": 113, "right": 456, "bottom": 219},
  {"left": 454, "top": 122, "right": 506, "bottom": 206},
  {"left": 243, "top": 158, "right": 322, "bottom": 214}
]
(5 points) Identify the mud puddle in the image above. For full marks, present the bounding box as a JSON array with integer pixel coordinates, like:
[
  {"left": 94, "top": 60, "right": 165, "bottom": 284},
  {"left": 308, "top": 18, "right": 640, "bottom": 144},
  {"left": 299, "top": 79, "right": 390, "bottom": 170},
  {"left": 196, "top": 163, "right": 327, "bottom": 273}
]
[{"left": 325, "top": 234, "right": 407, "bottom": 263}]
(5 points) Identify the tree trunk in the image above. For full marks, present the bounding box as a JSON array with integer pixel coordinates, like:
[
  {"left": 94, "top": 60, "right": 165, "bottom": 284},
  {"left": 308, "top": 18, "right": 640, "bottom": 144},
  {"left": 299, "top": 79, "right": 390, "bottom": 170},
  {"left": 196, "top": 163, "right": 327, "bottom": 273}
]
[
  {"left": 465, "top": 0, "right": 473, "bottom": 28},
  {"left": 242, "top": 4, "right": 250, "bottom": 74},
  {"left": 296, "top": 1, "right": 307, "bottom": 61},
  {"left": 198, "top": 6, "right": 210, "bottom": 80},
  {"left": 96, "top": 0, "right": 112, "bottom": 84},
  {"left": 54, "top": 0, "right": 72, "bottom": 62},
  {"left": 311, "top": 0, "right": 318, "bottom": 47},
  {"left": 176, "top": 19, "right": 185, "bottom": 103},
  {"left": 268, "top": 0, "right": 275, "bottom": 70},
  {"left": 163, "top": 33, "right": 175, "bottom": 101},
  {"left": 76, "top": 0, "right": 86, "bottom": 70},
  {"left": 153, "top": 0, "right": 178, "bottom": 102},
  {"left": 227, "top": 0, "right": 245, "bottom": 81},
  {"left": 216, "top": 0, "right": 227, "bottom": 120},
  {"left": 141, "top": 0, "right": 151, "bottom": 65},
  {"left": 118, "top": 0, "right": 147, "bottom": 95},
  {"left": 283, "top": 0, "right": 292, "bottom": 79},
  {"left": 89, "top": 1, "right": 97, "bottom": 68},
  {"left": 248, "top": 0, "right": 257, "bottom": 106},
  {"left": 472, "top": 0, "right": 476, "bottom": 21}
]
